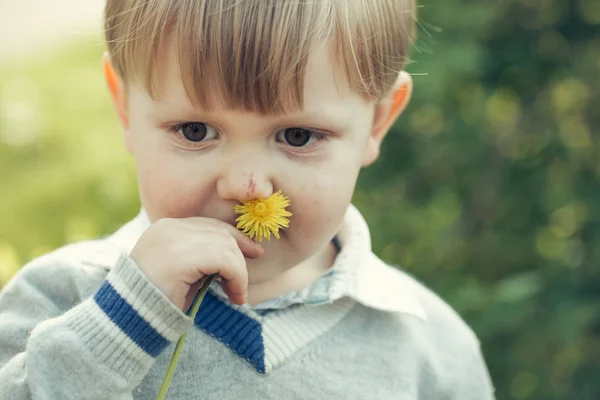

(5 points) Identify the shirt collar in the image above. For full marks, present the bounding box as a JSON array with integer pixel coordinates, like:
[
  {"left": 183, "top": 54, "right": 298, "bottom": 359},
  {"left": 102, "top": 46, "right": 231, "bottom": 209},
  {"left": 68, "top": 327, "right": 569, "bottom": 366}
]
[
  {"left": 106, "top": 205, "right": 427, "bottom": 321},
  {"left": 328, "top": 204, "right": 427, "bottom": 320}
]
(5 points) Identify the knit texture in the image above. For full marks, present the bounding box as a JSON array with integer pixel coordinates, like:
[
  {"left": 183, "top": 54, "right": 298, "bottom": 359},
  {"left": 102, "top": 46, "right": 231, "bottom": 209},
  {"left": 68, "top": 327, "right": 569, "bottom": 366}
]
[{"left": 0, "top": 210, "right": 495, "bottom": 399}]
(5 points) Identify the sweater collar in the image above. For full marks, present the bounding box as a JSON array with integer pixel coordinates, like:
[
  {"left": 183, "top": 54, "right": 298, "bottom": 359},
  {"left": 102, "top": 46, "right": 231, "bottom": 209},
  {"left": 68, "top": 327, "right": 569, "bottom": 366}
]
[{"left": 108, "top": 204, "right": 427, "bottom": 321}]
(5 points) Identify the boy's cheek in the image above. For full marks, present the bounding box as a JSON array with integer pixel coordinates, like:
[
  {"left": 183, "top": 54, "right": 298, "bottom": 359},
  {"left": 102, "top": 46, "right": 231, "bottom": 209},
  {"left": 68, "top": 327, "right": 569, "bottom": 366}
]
[
  {"left": 136, "top": 168, "right": 207, "bottom": 220},
  {"left": 288, "top": 181, "right": 353, "bottom": 237}
]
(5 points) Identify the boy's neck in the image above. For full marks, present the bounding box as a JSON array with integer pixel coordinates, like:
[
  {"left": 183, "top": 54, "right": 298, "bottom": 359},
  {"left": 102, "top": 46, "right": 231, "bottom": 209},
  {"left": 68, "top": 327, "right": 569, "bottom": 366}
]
[{"left": 246, "top": 240, "right": 338, "bottom": 307}]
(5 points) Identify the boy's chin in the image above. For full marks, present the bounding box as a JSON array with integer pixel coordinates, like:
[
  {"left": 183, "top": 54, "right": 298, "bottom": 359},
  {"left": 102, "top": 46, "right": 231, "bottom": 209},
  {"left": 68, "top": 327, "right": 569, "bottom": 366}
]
[{"left": 245, "top": 252, "right": 290, "bottom": 285}]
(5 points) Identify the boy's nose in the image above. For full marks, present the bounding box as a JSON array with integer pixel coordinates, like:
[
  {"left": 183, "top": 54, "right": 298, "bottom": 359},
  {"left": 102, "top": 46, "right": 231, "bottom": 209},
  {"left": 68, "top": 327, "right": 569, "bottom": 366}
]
[{"left": 216, "top": 166, "right": 274, "bottom": 203}]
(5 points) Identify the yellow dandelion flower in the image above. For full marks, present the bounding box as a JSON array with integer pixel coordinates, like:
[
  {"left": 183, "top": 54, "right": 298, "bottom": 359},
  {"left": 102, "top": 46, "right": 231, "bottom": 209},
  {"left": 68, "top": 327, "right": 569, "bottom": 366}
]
[{"left": 234, "top": 190, "right": 292, "bottom": 242}]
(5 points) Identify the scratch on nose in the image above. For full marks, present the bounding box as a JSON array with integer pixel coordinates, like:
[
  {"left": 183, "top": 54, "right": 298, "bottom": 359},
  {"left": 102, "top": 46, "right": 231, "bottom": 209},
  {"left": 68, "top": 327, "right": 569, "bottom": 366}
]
[
  {"left": 245, "top": 172, "right": 257, "bottom": 199},
  {"left": 248, "top": 172, "right": 256, "bottom": 194}
]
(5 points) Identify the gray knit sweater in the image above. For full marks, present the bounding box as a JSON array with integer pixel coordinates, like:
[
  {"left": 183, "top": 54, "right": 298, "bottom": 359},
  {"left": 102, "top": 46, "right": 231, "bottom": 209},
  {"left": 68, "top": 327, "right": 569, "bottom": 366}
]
[{"left": 0, "top": 210, "right": 495, "bottom": 399}]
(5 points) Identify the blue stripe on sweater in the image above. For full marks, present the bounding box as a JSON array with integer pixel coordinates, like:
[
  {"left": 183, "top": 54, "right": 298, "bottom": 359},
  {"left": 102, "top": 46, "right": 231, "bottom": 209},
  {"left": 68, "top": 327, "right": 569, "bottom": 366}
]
[
  {"left": 195, "top": 292, "right": 265, "bottom": 374},
  {"left": 94, "top": 281, "right": 169, "bottom": 357}
]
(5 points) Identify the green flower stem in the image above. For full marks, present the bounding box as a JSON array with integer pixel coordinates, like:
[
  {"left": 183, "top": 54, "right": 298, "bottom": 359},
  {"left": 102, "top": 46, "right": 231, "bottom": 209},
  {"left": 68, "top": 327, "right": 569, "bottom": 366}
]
[{"left": 156, "top": 274, "right": 216, "bottom": 400}]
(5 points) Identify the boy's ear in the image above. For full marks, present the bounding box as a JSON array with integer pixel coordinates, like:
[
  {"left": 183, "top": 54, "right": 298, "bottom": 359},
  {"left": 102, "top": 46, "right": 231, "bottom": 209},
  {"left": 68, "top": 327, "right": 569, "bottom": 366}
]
[
  {"left": 103, "top": 52, "right": 133, "bottom": 152},
  {"left": 362, "top": 71, "right": 413, "bottom": 166}
]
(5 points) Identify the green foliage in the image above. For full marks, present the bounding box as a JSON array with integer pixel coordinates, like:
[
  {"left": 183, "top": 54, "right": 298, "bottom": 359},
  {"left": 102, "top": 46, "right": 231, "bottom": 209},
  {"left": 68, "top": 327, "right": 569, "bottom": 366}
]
[
  {"left": 358, "top": 0, "right": 600, "bottom": 399},
  {"left": 1, "top": 0, "right": 599, "bottom": 399},
  {"left": 0, "top": 40, "right": 140, "bottom": 282}
]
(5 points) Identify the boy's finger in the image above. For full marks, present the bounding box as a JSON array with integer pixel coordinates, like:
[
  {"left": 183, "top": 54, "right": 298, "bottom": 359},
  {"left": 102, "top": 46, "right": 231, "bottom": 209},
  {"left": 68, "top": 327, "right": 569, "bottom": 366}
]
[
  {"left": 222, "top": 280, "right": 247, "bottom": 305},
  {"left": 222, "top": 225, "right": 264, "bottom": 259},
  {"left": 183, "top": 217, "right": 264, "bottom": 259},
  {"left": 209, "top": 251, "right": 248, "bottom": 305}
]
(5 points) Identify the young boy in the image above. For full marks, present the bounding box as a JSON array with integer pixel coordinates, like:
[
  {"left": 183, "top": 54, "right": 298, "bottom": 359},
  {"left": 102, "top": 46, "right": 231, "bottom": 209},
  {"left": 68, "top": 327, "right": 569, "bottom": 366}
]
[{"left": 0, "top": 0, "right": 495, "bottom": 398}]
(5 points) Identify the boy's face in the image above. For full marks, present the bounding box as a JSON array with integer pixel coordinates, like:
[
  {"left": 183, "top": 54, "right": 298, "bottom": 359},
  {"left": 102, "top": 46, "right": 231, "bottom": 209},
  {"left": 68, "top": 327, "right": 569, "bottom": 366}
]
[{"left": 110, "top": 40, "right": 411, "bottom": 285}]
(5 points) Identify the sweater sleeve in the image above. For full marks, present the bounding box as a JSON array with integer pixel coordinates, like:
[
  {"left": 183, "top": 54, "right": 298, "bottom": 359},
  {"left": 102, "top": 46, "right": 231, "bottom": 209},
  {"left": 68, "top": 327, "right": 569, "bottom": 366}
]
[
  {"left": 452, "top": 337, "right": 496, "bottom": 400},
  {"left": 0, "top": 253, "right": 192, "bottom": 399}
]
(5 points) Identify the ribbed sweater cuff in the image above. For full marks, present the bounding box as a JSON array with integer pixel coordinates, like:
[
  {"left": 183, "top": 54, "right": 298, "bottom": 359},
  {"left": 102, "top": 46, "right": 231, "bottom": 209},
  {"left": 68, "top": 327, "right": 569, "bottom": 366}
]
[{"left": 64, "top": 254, "right": 192, "bottom": 381}]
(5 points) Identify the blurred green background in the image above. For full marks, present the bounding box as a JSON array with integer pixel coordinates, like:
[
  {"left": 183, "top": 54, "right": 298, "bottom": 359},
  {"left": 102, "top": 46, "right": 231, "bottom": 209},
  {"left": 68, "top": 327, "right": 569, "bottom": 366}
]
[{"left": 1, "top": 0, "right": 600, "bottom": 398}]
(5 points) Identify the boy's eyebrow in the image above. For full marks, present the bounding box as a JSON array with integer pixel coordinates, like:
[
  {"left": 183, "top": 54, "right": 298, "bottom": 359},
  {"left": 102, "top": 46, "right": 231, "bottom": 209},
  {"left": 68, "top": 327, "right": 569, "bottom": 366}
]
[
  {"left": 147, "top": 100, "right": 198, "bottom": 120},
  {"left": 149, "top": 100, "right": 354, "bottom": 133},
  {"left": 276, "top": 109, "right": 351, "bottom": 133}
]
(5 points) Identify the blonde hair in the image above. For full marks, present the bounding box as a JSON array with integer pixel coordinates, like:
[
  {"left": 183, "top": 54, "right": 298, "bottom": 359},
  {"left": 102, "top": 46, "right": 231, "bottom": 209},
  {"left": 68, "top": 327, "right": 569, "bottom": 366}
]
[{"left": 105, "top": 0, "right": 416, "bottom": 114}]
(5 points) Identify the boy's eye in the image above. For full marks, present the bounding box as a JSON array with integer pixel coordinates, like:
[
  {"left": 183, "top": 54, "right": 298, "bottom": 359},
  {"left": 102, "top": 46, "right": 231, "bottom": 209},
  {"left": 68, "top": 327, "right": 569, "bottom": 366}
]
[
  {"left": 277, "top": 128, "right": 325, "bottom": 147},
  {"left": 173, "top": 122, "right": 218, "bottom": 142},
  {"left": 181, "top": 122, "right": 208, "bottom": 141},
  {"left": 284, "top": 128, "right": 311, "bottom": 147}
]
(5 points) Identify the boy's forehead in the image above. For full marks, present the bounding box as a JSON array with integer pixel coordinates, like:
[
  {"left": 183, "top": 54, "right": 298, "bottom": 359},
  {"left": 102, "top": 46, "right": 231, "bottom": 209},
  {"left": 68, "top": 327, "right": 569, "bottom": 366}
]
[{"left": 148, "top": 38, "right": 369, "bottom": 118}]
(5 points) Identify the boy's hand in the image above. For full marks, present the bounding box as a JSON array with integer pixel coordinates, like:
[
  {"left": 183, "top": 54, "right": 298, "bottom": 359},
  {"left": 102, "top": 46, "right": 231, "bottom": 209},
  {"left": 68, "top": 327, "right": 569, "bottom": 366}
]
[{"left": 129, "top": 218, "right": 263, "bottom": 311}]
